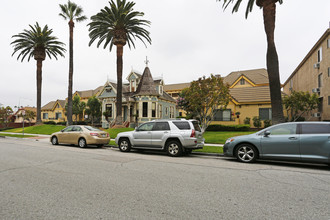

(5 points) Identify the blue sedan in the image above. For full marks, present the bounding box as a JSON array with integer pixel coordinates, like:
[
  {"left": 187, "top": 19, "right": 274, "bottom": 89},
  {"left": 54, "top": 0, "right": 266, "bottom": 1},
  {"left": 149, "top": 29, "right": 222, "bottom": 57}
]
[{"left": 223, "top": 122, "right": 330, "bottom": 165}]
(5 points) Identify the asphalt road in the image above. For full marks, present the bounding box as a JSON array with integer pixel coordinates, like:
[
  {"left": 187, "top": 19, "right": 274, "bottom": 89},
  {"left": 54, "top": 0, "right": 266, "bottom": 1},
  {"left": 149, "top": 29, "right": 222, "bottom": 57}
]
[{"left": 0, "top": 137, "right": 329, "bottom": 220}]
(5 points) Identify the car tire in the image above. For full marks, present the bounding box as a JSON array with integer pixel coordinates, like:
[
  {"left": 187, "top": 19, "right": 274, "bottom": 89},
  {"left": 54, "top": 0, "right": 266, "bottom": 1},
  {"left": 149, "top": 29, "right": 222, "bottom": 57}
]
[
  {"left": 166, "top": 140, "right": 182, "bottom": 157},
  {"left": 78, "top": 138, "right": 87, "bottom": 148},
  {"left": 119, "top": 138, "right": 131, "bottom": 152},
  {"left": 235, "top": 144, "right": 257, "bottom": 163},
  {"left": 51, "top": 136, "right": 58, "bottom": 145}
]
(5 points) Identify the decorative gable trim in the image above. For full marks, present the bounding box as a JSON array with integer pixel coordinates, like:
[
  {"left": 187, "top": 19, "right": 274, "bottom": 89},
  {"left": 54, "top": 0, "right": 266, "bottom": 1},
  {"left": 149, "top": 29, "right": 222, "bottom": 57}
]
[{"left": 230, "top": 75, "right": 256, "bottom": 88}]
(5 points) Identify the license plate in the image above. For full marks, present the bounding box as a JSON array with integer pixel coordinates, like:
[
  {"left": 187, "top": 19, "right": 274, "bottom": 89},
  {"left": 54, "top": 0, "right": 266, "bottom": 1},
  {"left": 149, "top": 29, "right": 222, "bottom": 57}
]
[{"left": 101, "top": 134, "right": 106, "bottom": 138}]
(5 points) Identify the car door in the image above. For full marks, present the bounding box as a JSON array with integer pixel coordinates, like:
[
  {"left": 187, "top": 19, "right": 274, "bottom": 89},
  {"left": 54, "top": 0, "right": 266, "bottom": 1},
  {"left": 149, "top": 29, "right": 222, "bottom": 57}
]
[
  {"left": 260, "top": 123, "right": 300, "bottom": 161},
  {"left": 57, "top": 126, "right": 74, "bottom": 143},
  {"left": 132, "top": 122, "right": 154, "bottom": 147},
  {"left": 151, "top": 122, "right": 170, "bottom": 148},
  {"left": 299, "top": 123, "right": 330, "bottom": 163},
  {"left": 68, "top": 126, "right": 83, "bottom": 144}
]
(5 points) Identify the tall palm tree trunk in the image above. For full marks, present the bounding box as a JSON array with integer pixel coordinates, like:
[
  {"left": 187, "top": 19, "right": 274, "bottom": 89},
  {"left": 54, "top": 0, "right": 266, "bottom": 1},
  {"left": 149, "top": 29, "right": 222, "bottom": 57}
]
[
  {"left": 115, "top": 45, "right": 124, "bottom": 125},
  {"left": 36, "top": 59, "right": 43, "bottom": 124},
  {"left": 262, "top": 1, "right": 285, "bottom": 124},
  {"left": 67, "top": 20, "right": 74, "bottom": 125}
]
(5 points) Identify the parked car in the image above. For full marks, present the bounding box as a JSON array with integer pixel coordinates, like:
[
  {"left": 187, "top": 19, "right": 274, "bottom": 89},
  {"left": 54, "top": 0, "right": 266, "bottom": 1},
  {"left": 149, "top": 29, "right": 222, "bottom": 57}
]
[
  {"left": 115, "top": 119, "right": 204, "bottom": 157},
  {"left": 223, "top": 122, "right": 330, "bottom": 165},
  {"left": 50, "top": 125, "right": 110, "bottom": 148}
]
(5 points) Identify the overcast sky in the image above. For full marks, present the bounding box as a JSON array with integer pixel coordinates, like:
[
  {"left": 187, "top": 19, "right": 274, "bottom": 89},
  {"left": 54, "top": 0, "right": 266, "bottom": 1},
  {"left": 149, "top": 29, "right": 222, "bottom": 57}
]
[{"left": 1, "top": 0, "right": 329, "bottom": 109}]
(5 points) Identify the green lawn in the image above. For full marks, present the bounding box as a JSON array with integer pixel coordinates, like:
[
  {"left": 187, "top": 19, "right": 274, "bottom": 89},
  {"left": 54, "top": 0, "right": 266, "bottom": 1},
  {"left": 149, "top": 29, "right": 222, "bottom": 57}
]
[
  {"left": 0, "top": 134, "right": 36, "bottom": 138},
  {"left": 203, "top": 131, "right": 255, "bottom": 144},
  {"left": 105, "top": 127, "right": 134, "bottom": 139},
  {"left": 2, "top": 124, "right": 65, "bottom": 135},
  {"left": 193, "top": 145, "right": 223, "bottom": 154}
]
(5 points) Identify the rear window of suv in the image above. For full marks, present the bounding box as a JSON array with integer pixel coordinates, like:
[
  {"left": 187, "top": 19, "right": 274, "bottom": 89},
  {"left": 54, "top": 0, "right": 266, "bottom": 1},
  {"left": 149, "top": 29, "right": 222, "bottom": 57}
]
[
  {"left": 173, "top": 121, "right": 191, "bottom": 130},
  {"left": 301, "top": 124, "right": 330, "bottom": 134},
  {"left": 191, "top": 121, "right": 202, "bottom": 132}
]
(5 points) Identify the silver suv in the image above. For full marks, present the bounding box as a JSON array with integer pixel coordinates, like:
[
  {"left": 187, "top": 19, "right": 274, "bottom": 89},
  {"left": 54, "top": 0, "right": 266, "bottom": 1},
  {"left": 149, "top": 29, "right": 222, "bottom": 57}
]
[{"left": 115, "top": 119, "right": 204, "bottom": 156}]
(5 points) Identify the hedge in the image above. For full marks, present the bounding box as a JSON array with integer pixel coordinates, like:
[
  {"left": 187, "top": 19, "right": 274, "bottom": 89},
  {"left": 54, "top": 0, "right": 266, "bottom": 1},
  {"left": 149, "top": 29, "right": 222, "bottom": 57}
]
[{"left": 206, "top": 124, "right": 250, "bottom": 131}]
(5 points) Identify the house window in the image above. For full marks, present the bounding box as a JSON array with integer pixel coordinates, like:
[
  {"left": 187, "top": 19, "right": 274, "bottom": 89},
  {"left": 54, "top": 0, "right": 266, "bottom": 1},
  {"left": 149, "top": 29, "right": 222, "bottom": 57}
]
[
  {"left": 290, "top": 79, "right": 293, "bottom": 89},
  {"left": 328, "top": 67, "right": 330, "bottom": 77},
  {"left": 214, "top": 109, "right": 231, "bottom": 121},
  {"left": 170, "top": 106, "right": 174, "bottom": 118},
  {"left": 328, "top": 96, "right": 330, "bottom": 106},
  {"left": 328, "top": 39, "right": 330, "bottom": 48},
  {"left": 317, "top": 47, "right": 322, "bottom": 62},
  {"left": 240, "top": 78, "right": 245, "bottom": 85},
  {"left": 159, "top": 104, "right": 162, "bottom": 118},
  {"left": 152, "top": 102, "right": 156, "bottom": 117},
  {"left": 159, "top": 85, "right": 163, "bottom": 95},
  {"left": 56, "top": 104, "right": 60, "bottom": 108},
  {"left": 318, "top": 73, "right": 323, "bottom": 88},
  {"left": 106, "top": 104, "right": 112, "bottom": 118},
  {"left": 131, "top": 80, "right": 136, "bottom": 92},
  {"left": 143, "top": 102, "right": 148, "bottom": 117},
  {"left": 55, "top": 112, "right": 62, "bottom": 120},
  {"left": 165, "top": 107, "right": 169, "bottom": 116},
  {"left": 318, "top": 97, "right": 323, "bottom": 113},
  {"left": 259, "top": 108, "right": 272, "bottom": 120},
  {"left": 43, "top": 113, "right": 48, "bottom": 119}
]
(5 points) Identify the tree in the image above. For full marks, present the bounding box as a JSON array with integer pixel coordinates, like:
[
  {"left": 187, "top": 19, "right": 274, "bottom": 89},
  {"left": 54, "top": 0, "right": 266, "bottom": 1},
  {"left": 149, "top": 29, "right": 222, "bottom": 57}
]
[
  {"left": 65, "top": 96, "right": 86, "bottom": 123},
  {"left": 59, "top": 1, "right": 87, "bottom": 126},
  {"left": 178, "top": 75, "right": 231, "bottom": 132},
  {"left": 85, "top": 96, "right": 101, "bottom": 126},
  {"left": 11, "top": 23, "right": 66, "bottom": 124},
  {"left": 0, "top": 106, "right": 13, "bottom": 128},
  {"left": 18, "top": 110, "right": 36, "bottom": 126},
  {"left": 88, "top": 0, "right": 151, "bottom": 125},
  {"left": 283, "top": 91, "right": 319, "bottom": 121},
  {"left": 218, "top": 0, "right": 285, "bottom": 124}
]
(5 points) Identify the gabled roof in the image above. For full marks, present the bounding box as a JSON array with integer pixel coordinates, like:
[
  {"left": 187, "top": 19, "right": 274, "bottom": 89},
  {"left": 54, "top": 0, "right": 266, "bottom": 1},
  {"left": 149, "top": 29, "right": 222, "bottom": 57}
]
[
  {"left": 42, "top": 101, "right": 56, "bottom": 110},
  {"left": 224, "top": 68, "right": 269, "bottom": 86},
  {"left": 164, "top": 82, "right": 191, "bottom": 91},
  {"left": 229, "top": 86, "right": 271, "bottom": 103},
  {"left": 135, "top": 67, "right": 159, "bottom": 96},
  {"left": 75, "top": 86, "right": 103, "bottom": 98}
]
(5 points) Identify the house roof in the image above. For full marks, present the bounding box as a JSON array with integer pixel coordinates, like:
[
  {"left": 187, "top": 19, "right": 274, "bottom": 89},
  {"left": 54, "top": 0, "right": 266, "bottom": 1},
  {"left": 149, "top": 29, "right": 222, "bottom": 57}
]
[
  {"left": 230, "top": 86, "right": 271, "bottom": 103},
  {"left": 164, "top": 83, "right": 191, "bottom": 91},
  {"left": 42, "top": 101, "right": 56, "bottom": 110},
  {"left": 135, "top": 67, "right": 159, "bottom": 96},
  {"left": 76, "top": 86, "right": 103, "bottom": 98},
  {"left": 224, "top": 68, "right": 269, "bottom": 86}
]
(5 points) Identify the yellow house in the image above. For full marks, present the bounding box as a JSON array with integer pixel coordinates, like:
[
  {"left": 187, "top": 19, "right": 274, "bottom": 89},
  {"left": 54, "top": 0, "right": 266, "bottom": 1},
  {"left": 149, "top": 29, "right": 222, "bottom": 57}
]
[
  {"left": 164, "top": 68, "right": 273, "bottom": 128},
  {"left": 41, "top": 100, "right": 66, "bottom": 123},
  {"left": 14, "top": 107, "right": 37, "bottom": 123}
]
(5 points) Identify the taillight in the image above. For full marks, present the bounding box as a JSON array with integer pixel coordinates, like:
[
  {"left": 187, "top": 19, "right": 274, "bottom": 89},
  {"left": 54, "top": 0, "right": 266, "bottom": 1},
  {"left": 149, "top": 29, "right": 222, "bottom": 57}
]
[
  {"left": 90, "top": 133, "right": 99, "bottom": 136},
  {"left": 190, "top": 129, "right": 195, "bottom": 138}
]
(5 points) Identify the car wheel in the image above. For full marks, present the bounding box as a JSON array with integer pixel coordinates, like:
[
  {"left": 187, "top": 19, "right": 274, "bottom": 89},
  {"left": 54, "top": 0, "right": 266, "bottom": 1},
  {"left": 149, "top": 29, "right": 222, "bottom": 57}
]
[
  {"left": 235, "top": 144, "right": 257, "bottom": 163},
  {"left": 78, "top": 138, "right": 87, "bottom": 148},
  {"left": 166, "top": 140, "right": 182, "bottom": 157},
  {"left": 51, "top": 136, "right": 58, "bottom": 145},
  {"left": 119, "top": 138, "right": 131, "bottom": 152}
]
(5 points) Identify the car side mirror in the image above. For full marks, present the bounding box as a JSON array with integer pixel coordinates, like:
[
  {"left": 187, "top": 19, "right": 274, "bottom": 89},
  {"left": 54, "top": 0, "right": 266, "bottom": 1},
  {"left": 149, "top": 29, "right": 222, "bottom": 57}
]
[
  {"left": 135, "top": 127, "right": 139, "bottom": 131},
  {"left": 264, "top": 130, "right": 270, "bottom": 137},
  {"left": 61, "top": 129, "right": 64, "bottom": 132}
]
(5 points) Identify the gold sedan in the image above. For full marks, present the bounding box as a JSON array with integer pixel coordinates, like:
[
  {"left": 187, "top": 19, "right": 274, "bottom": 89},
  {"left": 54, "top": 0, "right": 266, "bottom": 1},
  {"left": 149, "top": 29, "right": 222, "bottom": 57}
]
[{"left": 50, "top": 125, "right": 110, "bottom": 148}]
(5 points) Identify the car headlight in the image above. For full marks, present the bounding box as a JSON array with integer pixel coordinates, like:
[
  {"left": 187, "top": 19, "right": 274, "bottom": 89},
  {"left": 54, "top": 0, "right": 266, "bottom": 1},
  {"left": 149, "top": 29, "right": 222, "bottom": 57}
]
[{"left": 225, "top": 138, "right": 235, "bottom": 144}]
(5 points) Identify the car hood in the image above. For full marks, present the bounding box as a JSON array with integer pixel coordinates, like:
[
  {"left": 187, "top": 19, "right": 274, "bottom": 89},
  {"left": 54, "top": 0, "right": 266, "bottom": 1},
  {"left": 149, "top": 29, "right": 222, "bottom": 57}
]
[{"left": 118, "top": 131, "right": 134, "bottom": 136}]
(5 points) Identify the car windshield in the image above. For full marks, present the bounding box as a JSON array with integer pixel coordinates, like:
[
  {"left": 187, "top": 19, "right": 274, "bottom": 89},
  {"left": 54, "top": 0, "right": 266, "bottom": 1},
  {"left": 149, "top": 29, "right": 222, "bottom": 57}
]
[{"left": 84, "top": 126, "right": 101, "bottom": 131}]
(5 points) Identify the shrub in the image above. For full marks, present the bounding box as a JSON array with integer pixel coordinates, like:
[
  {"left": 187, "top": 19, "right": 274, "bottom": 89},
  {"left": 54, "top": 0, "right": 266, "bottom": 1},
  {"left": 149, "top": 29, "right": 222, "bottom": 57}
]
[
  {"left": 56, "top": 121, "right": 67, "bottom": 125},
  {"left": 206, "top": 124, "right": 250, "bottom": 131},
  {"left": 244, "top": 117, "right": 251, "bottom": 125},
  {"left": 44, "top": 121, "right": 56, "bottom": 125},
  {"left": 263, "top": 119, "right": 272, "bottom": 128},
  {"left": 252, "top": 117, "right": 261, "bottom": 129},
  {"left": 74, "top": 121, "right": 87, "bottom": 125}
]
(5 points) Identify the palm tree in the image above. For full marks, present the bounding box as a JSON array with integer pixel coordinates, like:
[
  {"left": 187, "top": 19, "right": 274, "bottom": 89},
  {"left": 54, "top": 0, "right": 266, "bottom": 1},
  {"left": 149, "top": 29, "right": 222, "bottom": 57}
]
[
  {"left": 11, "top": 23, "right": 66, "bottom": 124},
  {"left": 88, "top": 0, "right": 151, "bottom": 125},
  {"left": 59, "top": 1, "right": 87, "bottom": 126},
  {"left": 218, "top": 0, "right": 285, "bottom": 124}
]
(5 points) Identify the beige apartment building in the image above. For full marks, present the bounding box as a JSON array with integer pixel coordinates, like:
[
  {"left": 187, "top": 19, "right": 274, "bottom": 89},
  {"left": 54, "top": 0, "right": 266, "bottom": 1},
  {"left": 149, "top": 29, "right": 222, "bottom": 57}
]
[{"left": 283, "top": 28, "right": 330, "bottom": 121}]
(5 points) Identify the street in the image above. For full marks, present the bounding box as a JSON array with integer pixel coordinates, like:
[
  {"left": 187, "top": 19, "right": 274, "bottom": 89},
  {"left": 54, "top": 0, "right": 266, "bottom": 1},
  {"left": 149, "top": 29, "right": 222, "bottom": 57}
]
[{"left": 0, "top": 137, "right": 329, "bottom": 220}]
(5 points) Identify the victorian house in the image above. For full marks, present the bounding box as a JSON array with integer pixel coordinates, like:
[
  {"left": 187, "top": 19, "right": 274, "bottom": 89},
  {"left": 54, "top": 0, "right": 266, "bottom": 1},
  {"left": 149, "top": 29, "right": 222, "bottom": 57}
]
[{"left": 98, "top": 66, "right": 177, "bottom": 128}]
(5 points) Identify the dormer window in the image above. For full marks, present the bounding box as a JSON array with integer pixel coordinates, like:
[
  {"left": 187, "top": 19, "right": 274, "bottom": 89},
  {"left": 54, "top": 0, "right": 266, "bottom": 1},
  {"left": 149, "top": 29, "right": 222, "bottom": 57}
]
[
  {"left": 131, "top": 79, "right": 136, "bottom": 92},
  {"left": 240, "top": 78, "right": 245, "bottom": 85},
  {"left": 105, "top": 86, "right": 112, "bottom": 92},
  {"left": 159, "top": 85, "right": 163, "bottom": 95}
]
